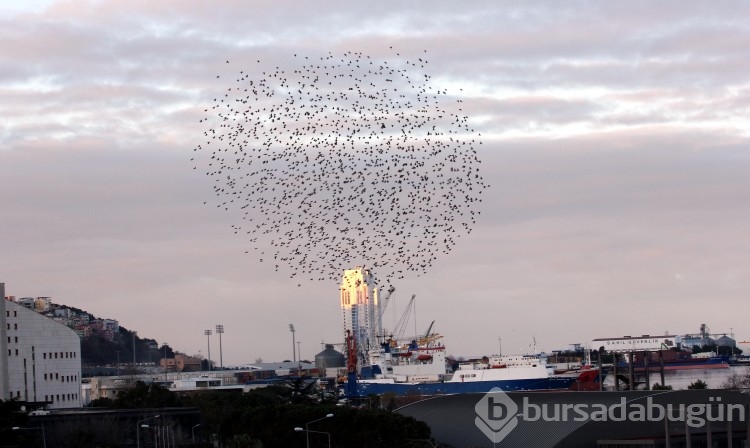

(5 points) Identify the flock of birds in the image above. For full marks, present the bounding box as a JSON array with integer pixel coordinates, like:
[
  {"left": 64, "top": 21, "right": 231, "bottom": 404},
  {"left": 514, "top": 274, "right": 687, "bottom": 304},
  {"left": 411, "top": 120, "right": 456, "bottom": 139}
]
[{"left": 193, "top": 49, "right": 487, "bottom": 286}]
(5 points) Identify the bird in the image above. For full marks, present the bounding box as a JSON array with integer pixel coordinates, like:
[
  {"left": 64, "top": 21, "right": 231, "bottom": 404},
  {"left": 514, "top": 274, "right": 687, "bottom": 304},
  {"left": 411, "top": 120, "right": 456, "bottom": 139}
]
[{"left": 193, "top": 48, "right": 487, "bottom": 286}]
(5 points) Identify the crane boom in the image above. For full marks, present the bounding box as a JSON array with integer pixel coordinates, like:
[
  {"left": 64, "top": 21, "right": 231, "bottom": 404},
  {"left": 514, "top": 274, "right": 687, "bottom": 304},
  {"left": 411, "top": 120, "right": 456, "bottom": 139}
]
[
  {"left": 393, "top": 294, "right": 416, "bottom": 342},
  {"left": 377, "top": 286, "right": 395, "bottom": 342},
  {"left": 378, "top": 286, "right": 395, "bottom": 320},
  {"left": 423, "top": 320, "right": 435, "bottom": 338}
]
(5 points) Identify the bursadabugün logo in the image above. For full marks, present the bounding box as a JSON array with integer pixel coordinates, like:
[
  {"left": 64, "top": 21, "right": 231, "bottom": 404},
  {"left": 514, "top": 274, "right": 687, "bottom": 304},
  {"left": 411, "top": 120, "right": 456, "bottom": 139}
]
[
  {"left": 475, "top": 389, "right": 746, "bottom": 444},
  {"left": 474, "top": 387, "right": 519, "bottom": 443}
]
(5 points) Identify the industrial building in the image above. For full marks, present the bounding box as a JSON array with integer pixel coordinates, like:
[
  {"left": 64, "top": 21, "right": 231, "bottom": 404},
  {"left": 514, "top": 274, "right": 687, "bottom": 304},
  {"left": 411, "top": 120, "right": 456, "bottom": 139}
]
[{"left": 1, "top": 282, "right": 82, "bottom": 409}]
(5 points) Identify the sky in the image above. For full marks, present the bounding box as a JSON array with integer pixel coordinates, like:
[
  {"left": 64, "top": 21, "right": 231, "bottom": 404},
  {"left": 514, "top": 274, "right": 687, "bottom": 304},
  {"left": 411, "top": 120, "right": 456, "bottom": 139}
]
[{"left": 1, "top": 0, "right": 749, "bottom": 366}]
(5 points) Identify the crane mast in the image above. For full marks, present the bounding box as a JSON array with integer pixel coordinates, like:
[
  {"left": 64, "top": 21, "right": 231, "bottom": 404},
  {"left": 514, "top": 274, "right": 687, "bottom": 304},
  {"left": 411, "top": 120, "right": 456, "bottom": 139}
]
[
  {"left": 376, "top": 286, "right": 395, "bottom": 343},
  {"left": 393, "top": 294, "right": 416, "bottom": 343}
]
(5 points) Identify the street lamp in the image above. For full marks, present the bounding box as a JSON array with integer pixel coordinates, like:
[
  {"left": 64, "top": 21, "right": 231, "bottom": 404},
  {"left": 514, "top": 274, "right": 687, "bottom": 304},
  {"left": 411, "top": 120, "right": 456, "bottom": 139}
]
[
  {"left": 302, "top": 413, "right": 333, "bottom": 448},
  {"left": 295, "top": 428, "right": 331, "bottom": 448},
  {"left": 138, "top": 424, "right": 156, "bottom": 446},
  {"left": 136, "top": 415, "right": 160, "bottom": 448},
  {"left": 192, "top": 423, "right": 201, "bottom": 444},
  {"left": 204, "top": 329, "right": 212, "bottom": 371},
  {"left": 289, "top": 324, "right": 296, "bottom": 363},
  {"left": 12, "top": 426, "right": 46, "bottom": 448},
  {"left": 216, "top": 324, "right": 224, "bottom": 370}
]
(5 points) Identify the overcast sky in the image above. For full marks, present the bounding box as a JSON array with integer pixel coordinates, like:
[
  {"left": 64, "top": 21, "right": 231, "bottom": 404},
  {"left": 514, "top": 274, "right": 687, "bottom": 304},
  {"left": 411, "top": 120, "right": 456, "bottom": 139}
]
[{"left": 2, "top": 1, "right": 749, "bottom": 365}]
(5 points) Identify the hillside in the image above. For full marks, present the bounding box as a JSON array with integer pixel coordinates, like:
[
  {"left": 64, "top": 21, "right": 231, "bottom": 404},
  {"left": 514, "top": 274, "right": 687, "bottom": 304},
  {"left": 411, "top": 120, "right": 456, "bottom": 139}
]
[
  {"left": 10, "top": 297, "right": 179, "bottom": 368},
  {"left": 79, "top": 325, "right": 173, "bottom": 367}
]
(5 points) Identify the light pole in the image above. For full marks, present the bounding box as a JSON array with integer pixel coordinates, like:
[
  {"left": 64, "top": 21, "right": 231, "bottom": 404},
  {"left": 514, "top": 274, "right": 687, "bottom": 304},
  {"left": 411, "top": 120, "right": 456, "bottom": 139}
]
[
  {"left": 204, "top": 329, "right": 212, "bottom": 371},
  {"left": 289, "top": 324, "right": 296, "bottom": 363},
  {"left": 192, "top": 424, "right": 201, "bottom": 444},
  {"left": 295, "top": 427, "right": 331, "bottom": 448},
  {"left": 136, "top": 415, "right": 160, "bottom": 448},
  {"left": 297, "top": 341, "right": 302, "bottom": 368},
  {"left": 12, "top": 426, "right": 46, "bottom": 448},
  {"left": 301, "top": 413, "right": 333, "bottom": 448},
  {"left": 216, "top": 324, "right": 224, "bottom": 370}
]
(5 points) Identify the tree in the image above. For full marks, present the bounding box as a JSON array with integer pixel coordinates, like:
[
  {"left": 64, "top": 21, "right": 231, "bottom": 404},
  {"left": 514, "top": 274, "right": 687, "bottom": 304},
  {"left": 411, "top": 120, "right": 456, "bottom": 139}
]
[
  {"left": 284, "top": 376, "right": 319, "bottom": 404},
  {"left": 721, "top": 372, "right": 750, "bottom": 391},
  {"left": 687, "top": 379, "right": 708, "bottom": 390},
  {"left": 112, "top": 381, "right": 182, "bottom": 408},
  {"left": 90, "top": 382, "right": 433, "bottom": 447},
  {"left": 227, "top": 434, "right": 263, "bottom": 448}
]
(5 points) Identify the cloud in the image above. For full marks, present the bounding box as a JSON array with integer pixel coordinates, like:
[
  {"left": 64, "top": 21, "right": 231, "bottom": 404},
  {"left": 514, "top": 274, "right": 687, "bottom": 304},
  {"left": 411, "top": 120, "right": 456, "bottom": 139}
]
[{"left": 1, "top": 0, "right": 749, "bottom": 362}]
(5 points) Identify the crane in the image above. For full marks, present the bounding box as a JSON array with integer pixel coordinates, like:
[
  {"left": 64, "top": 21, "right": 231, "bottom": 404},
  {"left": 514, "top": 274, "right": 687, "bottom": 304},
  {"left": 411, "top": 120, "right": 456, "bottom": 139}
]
[
  {"left": 423, "top": 320, "right": 435, "bottom": 339},
  {"left": 376, "top": 286, "right": 395, "bottom": 343},
  {"left": 392, "top": 294, "right": 416, "bottom": 345},
  {"left": 417, "top": 320, "right": 443, "bottom": 347}
]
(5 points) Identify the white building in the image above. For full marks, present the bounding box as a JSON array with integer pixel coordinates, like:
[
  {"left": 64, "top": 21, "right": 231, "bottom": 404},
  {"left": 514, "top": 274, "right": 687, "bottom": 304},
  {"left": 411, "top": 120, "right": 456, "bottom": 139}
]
[
  {"left": 16, "top": 297, "right": 36, "bottom": 309},
  {"left": 1, "top": 283, "right": 83, "bottom": 409},
  {"left": 340, "top": 267, "right": 378, "bottom": 367}
]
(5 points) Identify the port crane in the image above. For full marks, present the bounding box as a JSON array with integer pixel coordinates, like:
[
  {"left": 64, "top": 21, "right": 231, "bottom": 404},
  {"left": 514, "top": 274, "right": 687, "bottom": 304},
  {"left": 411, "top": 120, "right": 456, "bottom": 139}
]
[
  {"left": 388, "top": 294, "right": 416, "bottom": 347},
  {"left": 376, "top": 286, "right": 395, "bottom": 343},
  {"left": 417, "top": 320, "right": 443, "bottom": 347}
]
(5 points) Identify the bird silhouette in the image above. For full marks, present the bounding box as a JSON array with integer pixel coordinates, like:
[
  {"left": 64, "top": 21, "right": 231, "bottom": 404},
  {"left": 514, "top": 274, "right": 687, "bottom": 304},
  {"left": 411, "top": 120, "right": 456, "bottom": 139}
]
[{"left": 193, "top": 49, "right": 487, "bottom": 285}]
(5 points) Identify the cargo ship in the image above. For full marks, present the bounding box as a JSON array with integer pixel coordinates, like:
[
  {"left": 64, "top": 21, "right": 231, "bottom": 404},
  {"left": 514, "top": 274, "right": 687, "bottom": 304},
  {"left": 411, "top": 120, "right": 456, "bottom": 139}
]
[
  {"left": 620, "top": 350, "right": 731, "bottom": 373},
  {"left": 342, "top": 334, "right": 583, "bottom": 397},
  {"left": 338, "top": 267, "right": 591, "bottom": 398}
]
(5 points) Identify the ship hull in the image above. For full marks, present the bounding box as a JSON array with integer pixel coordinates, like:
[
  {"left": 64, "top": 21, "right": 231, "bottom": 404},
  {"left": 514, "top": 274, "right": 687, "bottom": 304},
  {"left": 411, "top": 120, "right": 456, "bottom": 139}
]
[{"left": 344, "top": 375, "right": 577, "bottom": 397}]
